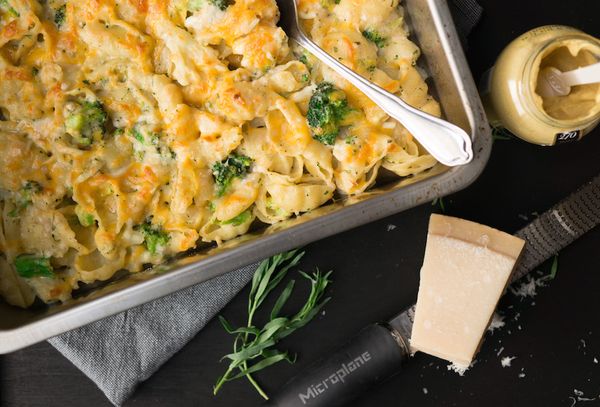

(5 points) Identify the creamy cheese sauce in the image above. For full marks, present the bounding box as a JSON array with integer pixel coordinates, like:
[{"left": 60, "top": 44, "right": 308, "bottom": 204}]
[{"left": 0, "top": 0, "right": 439, "bottom": 306}]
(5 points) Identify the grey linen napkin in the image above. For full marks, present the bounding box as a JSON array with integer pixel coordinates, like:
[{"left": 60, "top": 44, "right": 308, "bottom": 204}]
[
  {"left": 49, "top": 263, "right": 257, "bottom": 405},
  {"left": 48, "top": 1, "right": 483, "bottom": 405},
  {"left": 449, "top": 0, "right": 483, "bottom": 46}
]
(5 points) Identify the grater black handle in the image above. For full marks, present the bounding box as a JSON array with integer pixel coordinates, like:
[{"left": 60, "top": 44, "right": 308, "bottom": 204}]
[{"left": 262, "top": 324, "right": 408, "bottom": 407}]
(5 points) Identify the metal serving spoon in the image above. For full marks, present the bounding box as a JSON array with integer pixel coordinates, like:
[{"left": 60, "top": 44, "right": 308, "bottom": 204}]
[{"left": 276, "top": 0, "right": 474, "bottom": 166}]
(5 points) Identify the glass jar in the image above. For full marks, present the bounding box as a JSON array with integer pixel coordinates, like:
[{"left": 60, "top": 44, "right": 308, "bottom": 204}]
[{"left": 482, "top": 25, "right": 600, "bottom": 145}]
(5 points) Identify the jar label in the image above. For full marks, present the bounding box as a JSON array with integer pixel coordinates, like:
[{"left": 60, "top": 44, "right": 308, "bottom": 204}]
[{"left": 555, "top": 130, "right": 581, "bottom": 144}]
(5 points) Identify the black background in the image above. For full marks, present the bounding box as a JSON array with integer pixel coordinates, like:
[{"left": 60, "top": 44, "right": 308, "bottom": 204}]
[{"left": 2, "top": 0, "right": 600, "bottom": 406}]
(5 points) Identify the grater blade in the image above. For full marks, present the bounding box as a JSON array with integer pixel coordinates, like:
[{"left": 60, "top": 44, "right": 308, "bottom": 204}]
[{"left": 512, "top": 174, "right": 600, "bottom": 281}]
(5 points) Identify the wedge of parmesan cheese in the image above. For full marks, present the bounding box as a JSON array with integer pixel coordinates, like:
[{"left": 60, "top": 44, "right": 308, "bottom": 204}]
[{"left": 410, "top": 214, "right": 525, "bottom": 367}]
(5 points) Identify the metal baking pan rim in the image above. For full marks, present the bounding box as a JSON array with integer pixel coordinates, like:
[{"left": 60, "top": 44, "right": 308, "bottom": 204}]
[{"left": 0, "top": 0, "right": 492, "bottom": 353}]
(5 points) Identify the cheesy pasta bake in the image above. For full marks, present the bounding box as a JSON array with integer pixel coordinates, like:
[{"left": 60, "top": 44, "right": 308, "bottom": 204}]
[{"left": 0, "top": 0, "right": 440, "bottom": 307}]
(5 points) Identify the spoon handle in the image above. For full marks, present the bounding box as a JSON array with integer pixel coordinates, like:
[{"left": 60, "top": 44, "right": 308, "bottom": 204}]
[
  {"left": 561, "top": 62, "right": 600, "bottom": 87},
  {"left": 295, "top": 36, "right": 473, "bottom": 166}
]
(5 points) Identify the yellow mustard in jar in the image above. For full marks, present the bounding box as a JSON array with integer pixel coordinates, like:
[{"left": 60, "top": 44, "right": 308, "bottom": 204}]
[{"left": 483, "top": 25, "right": 600, "bottom": 145}]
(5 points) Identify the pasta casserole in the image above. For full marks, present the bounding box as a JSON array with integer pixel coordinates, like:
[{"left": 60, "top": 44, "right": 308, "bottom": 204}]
[{"left": 0, "top": 0, "right": 440, "bottom": 307}]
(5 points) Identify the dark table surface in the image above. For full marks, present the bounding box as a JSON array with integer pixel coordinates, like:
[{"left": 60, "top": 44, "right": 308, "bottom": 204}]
[{"left": 2, "top": 0, "right": 600, "bottom": 406}]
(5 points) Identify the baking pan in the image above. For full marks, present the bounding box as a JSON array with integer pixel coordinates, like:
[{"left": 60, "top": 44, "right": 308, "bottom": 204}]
[{"left": 0, "top": 0, "right": 492, "bottom": 353}]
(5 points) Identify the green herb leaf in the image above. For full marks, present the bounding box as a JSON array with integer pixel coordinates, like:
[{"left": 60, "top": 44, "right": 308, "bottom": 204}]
[
  {"left": 219, "top": 316, "right": 261, "bottom": 336},
  {"left": 491, "top": 126, "right": 513, "bottom": 141},
  {"left": 131, "top": 127, "right": 145, "bottom": 143},
  {"left": 222, "top": 210, "right": 251, "bottom": 226},
  {"left": 14, "top": 254, "right": 54, "bottom": 278},
  {"left": 549, "top": 255, "right": 559, "bottom": 279},
  {"left": 228, "top": 351, "right": 294, "bottom": 380},
  {"left": 431, "top": 197, "right": 446, "bottom": 213},
  {"left": 270, "top": 279, "right": 295, "bottom": 320},
  {"left": 214, "top": 251, "right": 332, "bottom": 399},
  {"left": 250, "top": 251, "right": 304, "bottom": 317},
  {"left": 298, "top": 51, "right": 311, "bottom": 68}
]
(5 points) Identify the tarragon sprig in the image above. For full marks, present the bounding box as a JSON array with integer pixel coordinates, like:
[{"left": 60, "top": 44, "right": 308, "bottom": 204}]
[{"left": 213, "top": 250, "right": 332, "bottom": 399}]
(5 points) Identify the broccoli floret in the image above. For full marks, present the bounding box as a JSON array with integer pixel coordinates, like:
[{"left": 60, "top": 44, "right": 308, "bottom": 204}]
[
  {"left": 188, "top": 0, "right": 202, "bottom": 10},
  {"left": 188, "top": 0, "right": 232, "bottom": 11},
  {"left": 54, "top": 4, "right": 66, "bottom": 27},
  {"left": 319, "top": 0, "right": 340, "bottom": 8},
  {"left": 138, "top": 220, "right": 170, "bottom": 255},
  {"left": 14, "top": 254, "right": 54, "bottom": 278},
  {"left": 65, "top": 100, "right": 108, "bottom": 147},
  {"left": 208, "top": 0, "right": 232, "bottom": 10},
  {"left": 130, "top": 126, "right": 161, "bottom": 146},
  {"left": 307, "top": 82, "right": 351, "bottom": 145},
  {"left": 211, "top": 0, "right": 233, "bottom": 10},
  {"left": 8, "top": 180, "right": 42, "bottom": 217},
  {"left": 362, "top": 29, "right": 387, "bottom": 48},
  {"left": 212, "top": 154, "right": 253, "bottom": 197},
  {"left": 0, "top": 0, "right": 19, "bottom": 17},
  {"left": 222, "top": 210, "right": 251, "bottom": 226}
]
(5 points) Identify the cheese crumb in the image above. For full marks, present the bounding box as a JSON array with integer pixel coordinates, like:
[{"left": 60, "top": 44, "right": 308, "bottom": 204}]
[
  {"left": 510, "top": 275, "right": 550, "bottom": 299},
  {"left": 501, "top": 356, "right": 516, "bottom": 367},
  {"left": 593, "top": 357, "right": 598, "bottom": 364},
  {"left": 423, "top": 388, "right": 428, "bottom": 395},
  {"left": 386, "top": 224, "right": 397, "bottom": 231},
  {"left": 447, "top": 362, "right": 468, "bottom": 376},
  {"left": 488, "top": 312, "right": 505, "bottom": 333},
  {"left": 446, "top": 360, "right": 476, "bottom": 376},
  {"left": 518, "top": 373, "right": 526, "bottom": 378}
]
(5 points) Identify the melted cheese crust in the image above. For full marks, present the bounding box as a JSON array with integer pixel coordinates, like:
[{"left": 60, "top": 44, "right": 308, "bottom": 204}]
[{"left": 0, "top": 0, "right": 439, "bottom": 306}]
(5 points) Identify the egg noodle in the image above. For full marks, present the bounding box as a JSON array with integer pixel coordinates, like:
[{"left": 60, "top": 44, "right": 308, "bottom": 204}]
[{"left": 0, "top": 0, "right": 439, "bottom": 307}]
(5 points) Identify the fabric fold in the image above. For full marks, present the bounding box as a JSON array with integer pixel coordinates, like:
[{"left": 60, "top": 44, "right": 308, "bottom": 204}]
[{"left": 49, "top": 264, "right": 257, "bottom": 406}]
